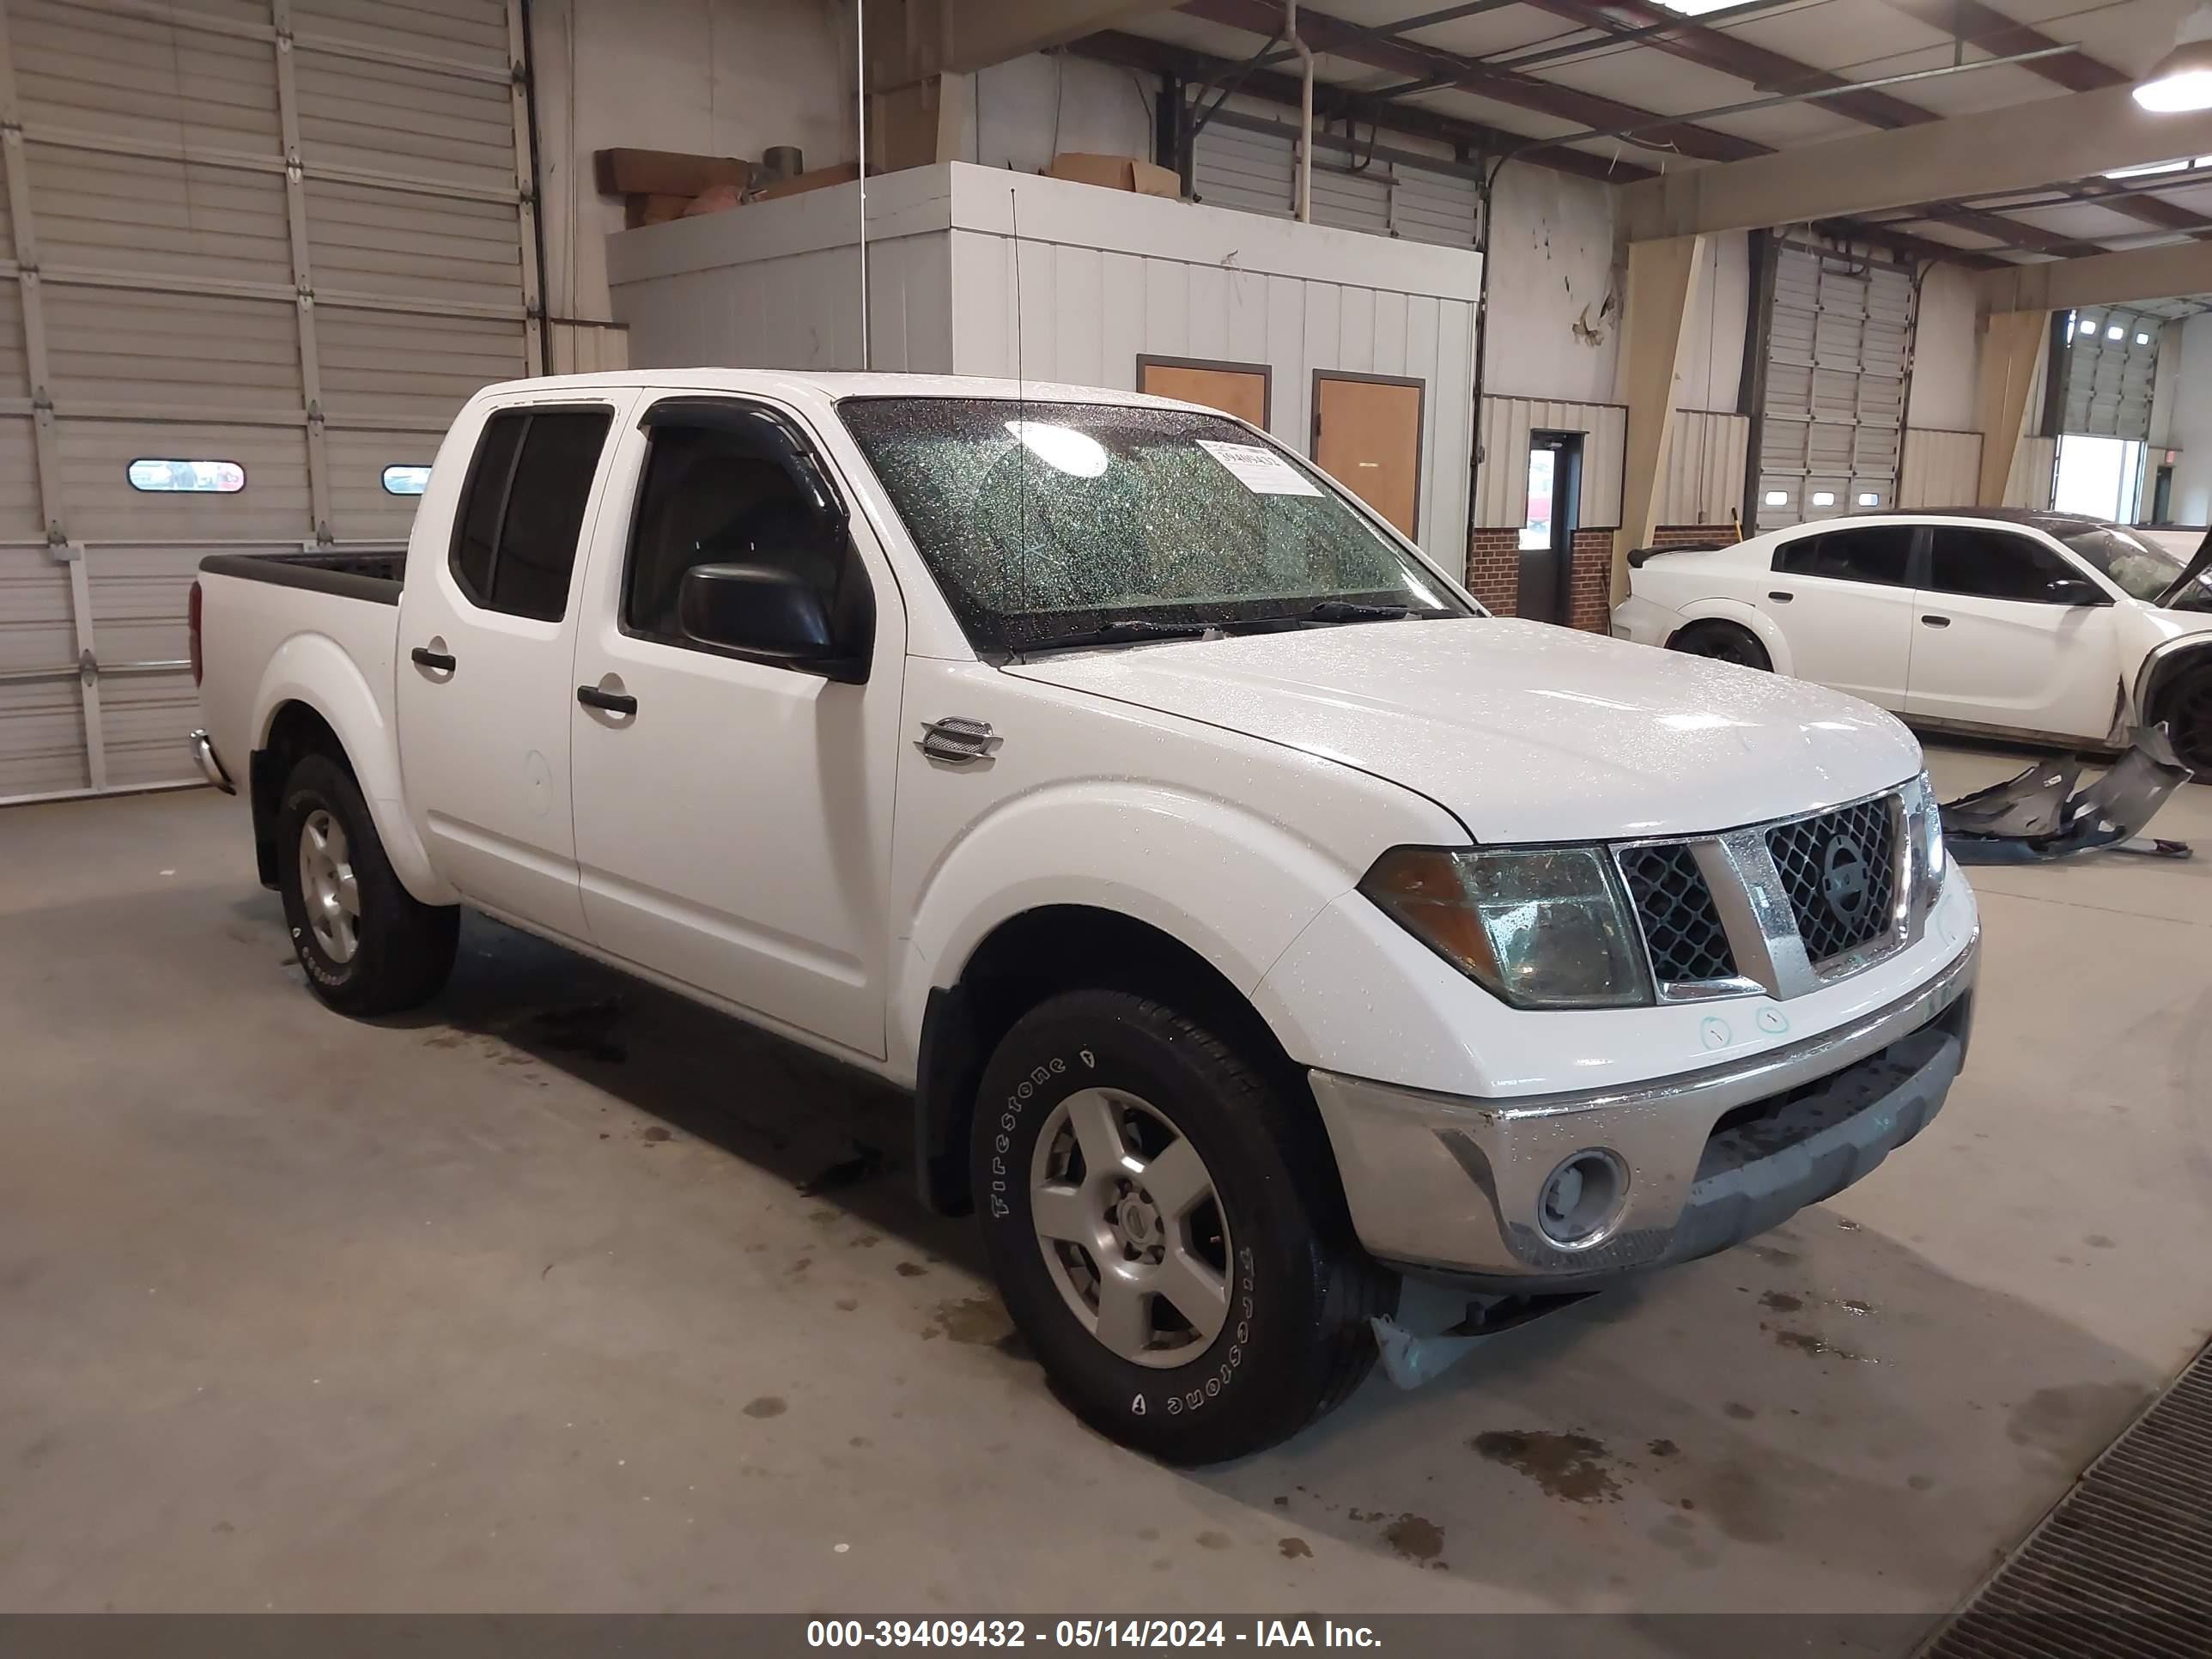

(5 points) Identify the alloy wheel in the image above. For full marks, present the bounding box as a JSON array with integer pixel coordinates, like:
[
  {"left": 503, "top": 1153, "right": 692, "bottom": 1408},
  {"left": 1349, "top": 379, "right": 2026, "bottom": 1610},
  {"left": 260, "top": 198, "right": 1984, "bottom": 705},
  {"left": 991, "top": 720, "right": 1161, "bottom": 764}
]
[
  {"left": 299, "top": 809, "right": 362, "bottom": 964},
  {"left": 1029, "top": 1087, "right": 1232, "bottom": 1367}
]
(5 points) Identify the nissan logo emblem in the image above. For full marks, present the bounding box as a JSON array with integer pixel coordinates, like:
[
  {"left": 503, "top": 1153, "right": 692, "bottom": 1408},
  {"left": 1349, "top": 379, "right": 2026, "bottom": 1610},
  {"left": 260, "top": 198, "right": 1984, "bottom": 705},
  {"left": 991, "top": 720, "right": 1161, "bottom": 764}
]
[{"left": 1821, "top": 834, "right": 1869, "bottom": 923}]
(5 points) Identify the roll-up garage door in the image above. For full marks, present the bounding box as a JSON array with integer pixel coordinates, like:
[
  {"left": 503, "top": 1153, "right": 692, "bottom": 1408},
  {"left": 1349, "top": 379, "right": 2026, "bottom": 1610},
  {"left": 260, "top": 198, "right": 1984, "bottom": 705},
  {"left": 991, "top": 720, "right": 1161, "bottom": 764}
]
[
  {"left": 1757, "top": 244, "right": 1915, "bottom": 528},
  {"left": 2057, "top": 307, "right": 2158, "bottom": 439},
  {"left": 0, "top": 0, "right": 538, "bottom": 803},
  {"left": 1193, "top": 119, "right": 1480, "bottom": 247}
]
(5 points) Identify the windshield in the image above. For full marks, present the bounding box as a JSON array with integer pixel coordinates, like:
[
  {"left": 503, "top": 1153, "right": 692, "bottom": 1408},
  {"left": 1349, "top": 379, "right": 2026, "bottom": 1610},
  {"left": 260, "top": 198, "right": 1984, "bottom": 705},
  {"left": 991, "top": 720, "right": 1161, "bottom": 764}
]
[
  {"left": 2060, "top": 525, "right": 2210, "bottom": 609},
  {"left": 837, "top": 398, "right": 1470, "bottom": 653}
]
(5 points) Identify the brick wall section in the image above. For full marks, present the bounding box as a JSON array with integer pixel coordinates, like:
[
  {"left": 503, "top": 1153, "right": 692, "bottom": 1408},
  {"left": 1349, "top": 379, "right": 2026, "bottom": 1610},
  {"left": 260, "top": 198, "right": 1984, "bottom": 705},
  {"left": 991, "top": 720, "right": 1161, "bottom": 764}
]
[
  {"left": 1570, "top": 529, "right": 1613, "bottom": 632},
  {"left": 1466, "top": 528, "right": 1520, "bottom": 615},
  {"left": 1464, "top": 526, "right": 1619, "bottom": 632},
  {"left": 1650, "top": 522, "right": 1735, "bottom": 549}
]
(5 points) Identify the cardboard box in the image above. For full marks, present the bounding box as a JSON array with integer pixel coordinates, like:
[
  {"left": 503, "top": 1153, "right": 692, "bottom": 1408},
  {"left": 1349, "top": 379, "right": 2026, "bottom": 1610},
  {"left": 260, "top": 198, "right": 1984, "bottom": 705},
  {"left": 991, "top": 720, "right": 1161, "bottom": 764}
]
[{"left": 1043, "top": 152, "right": 1180, "bottom": 199}]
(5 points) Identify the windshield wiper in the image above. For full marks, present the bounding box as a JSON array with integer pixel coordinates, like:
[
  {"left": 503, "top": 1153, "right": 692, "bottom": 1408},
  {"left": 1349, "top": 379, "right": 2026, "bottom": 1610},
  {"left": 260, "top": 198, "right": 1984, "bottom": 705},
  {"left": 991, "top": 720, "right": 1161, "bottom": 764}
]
[
  {"left": 1015, "top": 618, "right": 1217, "bottom": 655},
  {"left": 1299, "top": 600, "right": 1410, "bottom": 623}
]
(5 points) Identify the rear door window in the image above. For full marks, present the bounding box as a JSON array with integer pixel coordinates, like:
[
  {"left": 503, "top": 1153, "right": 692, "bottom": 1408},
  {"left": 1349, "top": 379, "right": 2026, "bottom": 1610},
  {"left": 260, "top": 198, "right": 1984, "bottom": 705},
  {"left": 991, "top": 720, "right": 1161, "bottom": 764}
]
[
  {"left": 449, "top": 408, "right": 613, "bottom": 621},
  {"left": 1927, "top": 526, "right": 2084, "bottom": 603},
  {"left": 1772, "top": 526, "right": 1914, "bottom": 586}
]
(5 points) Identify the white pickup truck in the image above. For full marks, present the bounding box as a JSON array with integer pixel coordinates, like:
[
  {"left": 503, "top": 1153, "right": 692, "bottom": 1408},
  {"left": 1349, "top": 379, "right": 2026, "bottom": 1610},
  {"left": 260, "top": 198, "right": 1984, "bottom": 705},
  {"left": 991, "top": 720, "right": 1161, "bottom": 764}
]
[{"left": 191, "top": 370, "right": 1980, "bottom": 1462}]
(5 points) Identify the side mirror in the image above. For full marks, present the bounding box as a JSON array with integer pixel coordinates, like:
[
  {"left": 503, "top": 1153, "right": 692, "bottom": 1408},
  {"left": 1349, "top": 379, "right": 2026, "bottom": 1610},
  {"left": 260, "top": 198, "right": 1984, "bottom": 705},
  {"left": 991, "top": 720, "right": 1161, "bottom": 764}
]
[
  {"left": 2046, "top": 575, "right": 2107, "bottom": 606},
  {"left": 678, "top": 562, "right": 866, "bottom": 682}
]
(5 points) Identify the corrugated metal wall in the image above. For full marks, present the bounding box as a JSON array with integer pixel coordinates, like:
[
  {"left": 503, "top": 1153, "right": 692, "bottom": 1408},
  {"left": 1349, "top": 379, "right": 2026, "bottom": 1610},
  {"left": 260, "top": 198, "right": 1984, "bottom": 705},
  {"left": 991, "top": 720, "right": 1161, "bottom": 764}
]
[
  {"left": 1193, "top": 119, "right": 1480, "bottom": 249},
  {"left": 1899, "top": 428, "right": 1983, "bottom": 508},
  {"left": 951, "top": 228, "right": 1476, "bottom": 554},
  {"left": 1474, "top": 397, "right": 1626, "bottom": 530},
  {"left": 0, "top": 0, "right": 538, "bottom": 803},
  {"left": 1658, "top": 410, "right": 1749, "bottom": 526}
]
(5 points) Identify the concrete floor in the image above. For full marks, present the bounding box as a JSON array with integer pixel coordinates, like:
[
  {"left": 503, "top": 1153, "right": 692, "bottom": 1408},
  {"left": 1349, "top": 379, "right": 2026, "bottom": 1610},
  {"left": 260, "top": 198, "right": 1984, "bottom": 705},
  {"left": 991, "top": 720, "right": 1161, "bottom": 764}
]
[{"left": 1, "top": 744, "right": 2208, "bottom": 1622}]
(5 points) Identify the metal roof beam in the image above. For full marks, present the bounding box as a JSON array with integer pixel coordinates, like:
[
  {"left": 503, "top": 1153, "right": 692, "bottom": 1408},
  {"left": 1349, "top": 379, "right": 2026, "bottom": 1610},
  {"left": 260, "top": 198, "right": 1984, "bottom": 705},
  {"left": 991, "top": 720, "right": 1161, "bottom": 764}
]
[
  {"left": 1177, "top": 0, "right": 1768, "bottom": 161},
  {"left": 1067, "top": 27, "right": 1658, "bottom": 180},
  {"left": 1622, "top": 87, "right": 2212, "bottom": 240},
  {"left": 1976, "top": 240, "right": 2212, "bottom": 313}
]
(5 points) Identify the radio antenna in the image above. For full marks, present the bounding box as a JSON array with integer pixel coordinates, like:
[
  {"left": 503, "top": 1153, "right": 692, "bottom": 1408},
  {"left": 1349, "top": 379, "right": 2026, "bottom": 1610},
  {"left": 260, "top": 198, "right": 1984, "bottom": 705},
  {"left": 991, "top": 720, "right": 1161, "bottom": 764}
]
[
  {"left": 1011, "top": 185, "right": 1027, "bottom": 613},
  {"left": 854, "top": 0, "right": 871, "bottom": 369}
]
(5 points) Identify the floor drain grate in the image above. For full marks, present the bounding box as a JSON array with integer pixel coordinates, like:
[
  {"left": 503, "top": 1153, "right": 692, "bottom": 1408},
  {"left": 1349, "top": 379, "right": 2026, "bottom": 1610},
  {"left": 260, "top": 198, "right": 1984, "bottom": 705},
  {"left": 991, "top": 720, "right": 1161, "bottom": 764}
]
[{"left": 1922, "top": 1341, "right": 2212, "bottom": 1658}]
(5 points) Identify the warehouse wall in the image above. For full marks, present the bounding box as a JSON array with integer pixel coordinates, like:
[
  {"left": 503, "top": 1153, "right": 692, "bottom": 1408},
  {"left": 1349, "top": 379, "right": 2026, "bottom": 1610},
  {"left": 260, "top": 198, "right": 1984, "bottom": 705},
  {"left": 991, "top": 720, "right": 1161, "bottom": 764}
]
[
  {"left": 2170, "top": 314, "right": 2212, "bottom": 525},
  {"left": 1482, "top": 166, "right": 1620, "bottom": 404},
  {"left": 532, "top": 0, "right": 853, "bottom": 333}
]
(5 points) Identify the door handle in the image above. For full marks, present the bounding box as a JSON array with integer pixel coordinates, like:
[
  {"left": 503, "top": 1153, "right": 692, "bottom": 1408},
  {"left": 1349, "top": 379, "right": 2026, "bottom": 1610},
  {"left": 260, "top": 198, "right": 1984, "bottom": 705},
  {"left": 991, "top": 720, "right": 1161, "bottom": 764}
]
[
  {"left": 410, "top": 646, "right": 457, "bottom": 672},
  {"left": 1766, "top": 590, "right": 1794, "bottom": 604},
  {"left": 1920, "top": 614, "right": 1952, "bottom": 629},
  {"left": 576, "top": 684, "right": 637, "bottom": 716}
]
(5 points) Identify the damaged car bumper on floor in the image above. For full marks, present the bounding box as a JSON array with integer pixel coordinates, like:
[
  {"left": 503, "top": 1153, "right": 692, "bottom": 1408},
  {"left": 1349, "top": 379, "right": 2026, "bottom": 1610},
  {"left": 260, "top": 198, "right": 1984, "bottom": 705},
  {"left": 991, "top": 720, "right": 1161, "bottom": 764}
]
[
  {"left": 1309, "top": 937, "right": 1979, "bottom": 1294},
  {"left": 1942, "top": 726, "right": 2196, "bottom": 864}
]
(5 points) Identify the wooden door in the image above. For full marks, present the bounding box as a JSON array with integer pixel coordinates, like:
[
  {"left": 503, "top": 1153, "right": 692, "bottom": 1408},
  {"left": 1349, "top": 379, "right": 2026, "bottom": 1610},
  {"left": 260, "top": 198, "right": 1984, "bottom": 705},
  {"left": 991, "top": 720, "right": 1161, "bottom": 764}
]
[
  {"left": 1138, "top": 358, "right": 1270, "bottom": 428},
  {"left": 1313, "top": 374, "right": 1424, "bottom": 538}
]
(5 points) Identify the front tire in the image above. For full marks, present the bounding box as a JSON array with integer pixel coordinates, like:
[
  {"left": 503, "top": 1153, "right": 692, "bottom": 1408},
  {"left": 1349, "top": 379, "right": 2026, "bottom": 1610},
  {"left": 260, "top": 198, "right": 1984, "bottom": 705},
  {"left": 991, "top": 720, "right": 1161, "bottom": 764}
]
[
  {"left": 973, "top": 990, "right": 1396, "bottom": 1464},
  {"left": 276, "top": 752, "right": 458, "bottom": 1016},
  {"left": 1668, "top": 619, "right": 1771, "bottom": 672},
  {"left": 2154, "top": 664, "right": 2212, "bottom": 780}
]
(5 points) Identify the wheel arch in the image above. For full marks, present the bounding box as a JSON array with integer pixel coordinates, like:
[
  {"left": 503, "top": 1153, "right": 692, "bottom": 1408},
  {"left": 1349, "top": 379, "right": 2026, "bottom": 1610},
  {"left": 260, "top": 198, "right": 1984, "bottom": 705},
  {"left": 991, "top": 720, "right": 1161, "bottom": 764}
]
[
  {"left": 1669, "top": 598, "right": 1793, "bottom": 676},
  {"left": 914, "top": 904, "right": 1310, "bottom": 1216},
  {"left": 2139, "top": 637, "right": 2212, "bottom": 758},
  {"left": 249, "top": 634, "right": 453, "bottom": 903}
]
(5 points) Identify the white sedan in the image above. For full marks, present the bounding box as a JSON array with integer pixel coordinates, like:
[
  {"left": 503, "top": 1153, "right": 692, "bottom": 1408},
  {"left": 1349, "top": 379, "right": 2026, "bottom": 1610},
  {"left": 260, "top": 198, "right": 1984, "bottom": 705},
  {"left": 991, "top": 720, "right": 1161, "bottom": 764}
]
[{"left": 1613, "top": 509, "right": 2212, "bottom": 776}]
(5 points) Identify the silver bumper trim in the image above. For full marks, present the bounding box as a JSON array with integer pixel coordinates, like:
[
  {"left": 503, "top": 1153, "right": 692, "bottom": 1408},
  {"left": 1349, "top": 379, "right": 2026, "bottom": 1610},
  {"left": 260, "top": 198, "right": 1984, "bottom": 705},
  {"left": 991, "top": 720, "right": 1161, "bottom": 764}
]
[
  {"left": 1310, "top": 933, "right": 1978, "bottom": 1280},
  {"left": 189, "top": 729, "right": 235, "bottom": 794}
]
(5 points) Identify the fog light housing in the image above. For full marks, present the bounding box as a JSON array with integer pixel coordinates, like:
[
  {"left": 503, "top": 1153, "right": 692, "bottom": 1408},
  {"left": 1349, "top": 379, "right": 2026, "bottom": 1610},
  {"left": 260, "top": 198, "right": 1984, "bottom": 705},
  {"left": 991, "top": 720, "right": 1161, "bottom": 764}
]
[{"left": 1537, "top": 1149, "right": 1628, "bottom": 1246}]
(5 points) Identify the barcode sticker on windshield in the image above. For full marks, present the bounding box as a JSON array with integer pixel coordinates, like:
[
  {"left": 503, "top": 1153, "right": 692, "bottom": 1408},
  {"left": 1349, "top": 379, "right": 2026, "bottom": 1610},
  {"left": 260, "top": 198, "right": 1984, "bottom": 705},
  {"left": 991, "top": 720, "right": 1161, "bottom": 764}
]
[{"left": 1197, "top": 440, "right": 1322, "bottom": 497}]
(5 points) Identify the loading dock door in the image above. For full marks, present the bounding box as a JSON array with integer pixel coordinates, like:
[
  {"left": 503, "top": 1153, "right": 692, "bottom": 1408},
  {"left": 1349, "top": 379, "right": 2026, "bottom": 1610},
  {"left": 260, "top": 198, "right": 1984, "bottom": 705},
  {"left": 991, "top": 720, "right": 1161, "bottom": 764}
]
[
  {"left": 0, "top": 0, "right": 539, "bottom": 803},
  {"left": 1757, "top": 245, "right": 1914, "bottom": 528},
  {"left": 1313, "top": 374, "right": 1423, "bottom": 538}
]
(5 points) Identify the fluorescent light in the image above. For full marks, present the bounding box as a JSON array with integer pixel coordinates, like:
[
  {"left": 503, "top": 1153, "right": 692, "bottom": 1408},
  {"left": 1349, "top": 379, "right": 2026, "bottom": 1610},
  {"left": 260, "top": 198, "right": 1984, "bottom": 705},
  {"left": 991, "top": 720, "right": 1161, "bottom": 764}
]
[
  {"left": 2104, "top": 158, "right": 2193, "bottom": 179},
  {"left": 1763, "top": 490, "right": 1788, "bottom": 506},
  {"left": 1811, "top": 491, "right": 1837, "bottom": 507},
  {"left": 2136, "top": 4, "right": 2212, "bottom": 112},
  {"left": 1644, "top": 0, "right": 1751, "bottom": 15}
]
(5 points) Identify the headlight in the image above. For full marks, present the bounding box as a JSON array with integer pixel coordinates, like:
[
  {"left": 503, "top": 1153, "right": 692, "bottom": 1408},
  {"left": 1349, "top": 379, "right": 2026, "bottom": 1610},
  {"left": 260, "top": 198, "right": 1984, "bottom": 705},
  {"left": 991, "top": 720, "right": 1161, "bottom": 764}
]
[
  {"left": 1904, "top": 770, "right": 1947, "bottom": 912},
  {"left": 1360, "top": 845, "right": 1650, "bottom": 1009}
]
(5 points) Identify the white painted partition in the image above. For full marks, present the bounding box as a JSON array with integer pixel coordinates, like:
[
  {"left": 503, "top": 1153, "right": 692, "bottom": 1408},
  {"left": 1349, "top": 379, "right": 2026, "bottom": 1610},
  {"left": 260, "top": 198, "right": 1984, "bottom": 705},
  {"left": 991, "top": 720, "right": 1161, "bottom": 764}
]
[{"left": 606, "top": 162, "right": 1482, "bottom": 560}]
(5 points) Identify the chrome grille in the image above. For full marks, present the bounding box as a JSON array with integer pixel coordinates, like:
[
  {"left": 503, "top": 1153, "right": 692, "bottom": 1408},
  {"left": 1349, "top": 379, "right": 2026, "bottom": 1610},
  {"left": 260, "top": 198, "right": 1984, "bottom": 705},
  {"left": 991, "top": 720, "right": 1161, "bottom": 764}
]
[
  {"left": 1619, "top": 843, "right": 1737, "bottom": 986},
  {"left": 1764, "top": 797, "right": 1898, "bottom": 964}
]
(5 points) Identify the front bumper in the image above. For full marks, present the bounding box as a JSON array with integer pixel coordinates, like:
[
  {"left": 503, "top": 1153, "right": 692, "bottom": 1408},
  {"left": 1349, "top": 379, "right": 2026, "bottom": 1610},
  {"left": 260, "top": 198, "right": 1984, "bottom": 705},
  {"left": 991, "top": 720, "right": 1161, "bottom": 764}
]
[{"left": 1310, "top": 934, "right": 1978, "bottom": 1291}]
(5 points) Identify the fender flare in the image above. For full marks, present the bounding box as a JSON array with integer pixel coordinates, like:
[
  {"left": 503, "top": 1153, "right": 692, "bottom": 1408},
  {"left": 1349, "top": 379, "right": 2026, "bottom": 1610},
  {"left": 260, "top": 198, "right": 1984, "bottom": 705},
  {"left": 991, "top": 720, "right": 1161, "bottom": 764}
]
[
  {"left": 891, "top": 781, "right": 1358, "bottom": 1076},
  {"left": 1670, "top": 598, "right": 1794, "bottom": 677},
  {"left": 252, "top": 634, "right": 455, "bottom": 904},
  {"left": 2134, "top": 635, "right": 2212, "bottom": 726}
]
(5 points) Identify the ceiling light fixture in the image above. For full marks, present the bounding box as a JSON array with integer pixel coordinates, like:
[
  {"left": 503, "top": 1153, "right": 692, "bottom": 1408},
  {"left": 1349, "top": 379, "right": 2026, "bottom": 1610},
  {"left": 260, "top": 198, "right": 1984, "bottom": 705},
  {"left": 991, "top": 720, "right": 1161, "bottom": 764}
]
[
  {"left": 2136, "top": 2, "right": 2212, "bottom": 112},
  {"left": 2104, "top": 157, "right": 2192, "bottom": 179}
]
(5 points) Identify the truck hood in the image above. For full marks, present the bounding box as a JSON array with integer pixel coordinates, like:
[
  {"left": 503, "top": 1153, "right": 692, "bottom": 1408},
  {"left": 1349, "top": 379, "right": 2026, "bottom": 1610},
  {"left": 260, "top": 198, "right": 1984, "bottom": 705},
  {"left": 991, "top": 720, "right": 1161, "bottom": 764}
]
[{"left": 1005, "top": 617, "right": 1921, "bottom": 842}]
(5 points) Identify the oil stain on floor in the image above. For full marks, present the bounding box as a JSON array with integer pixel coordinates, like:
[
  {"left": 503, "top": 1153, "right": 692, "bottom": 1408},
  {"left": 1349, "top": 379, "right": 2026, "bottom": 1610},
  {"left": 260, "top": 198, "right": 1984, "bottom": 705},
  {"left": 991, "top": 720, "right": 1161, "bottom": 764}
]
[{"left": 1470, "top": 1430, "right": 1621, "bottom": 1504}]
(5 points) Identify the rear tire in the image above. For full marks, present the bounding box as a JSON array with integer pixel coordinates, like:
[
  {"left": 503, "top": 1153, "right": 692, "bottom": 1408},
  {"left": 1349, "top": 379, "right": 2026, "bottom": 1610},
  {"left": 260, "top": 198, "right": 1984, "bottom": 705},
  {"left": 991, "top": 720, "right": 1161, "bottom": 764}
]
[
  {"left": 2154, "top": 664, "right": 2212, "bottom": 781},
  {"left": 972, "top": 989, "right": 1397, "bottom": 1464},
  {"left": 1668, "top": 619, "right": 1771, "bottom": 672},
  {"left": 276, "top": 753, "right": 458, "bottom": 1016}
]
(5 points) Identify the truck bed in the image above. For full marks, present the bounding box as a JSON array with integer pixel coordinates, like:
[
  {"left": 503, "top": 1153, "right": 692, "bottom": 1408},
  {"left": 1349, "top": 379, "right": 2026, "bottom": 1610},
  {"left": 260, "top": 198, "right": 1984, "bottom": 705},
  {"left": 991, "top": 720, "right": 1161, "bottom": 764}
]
[{"left": 199, "top": 549, "right": 404, "bottom": 605}]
